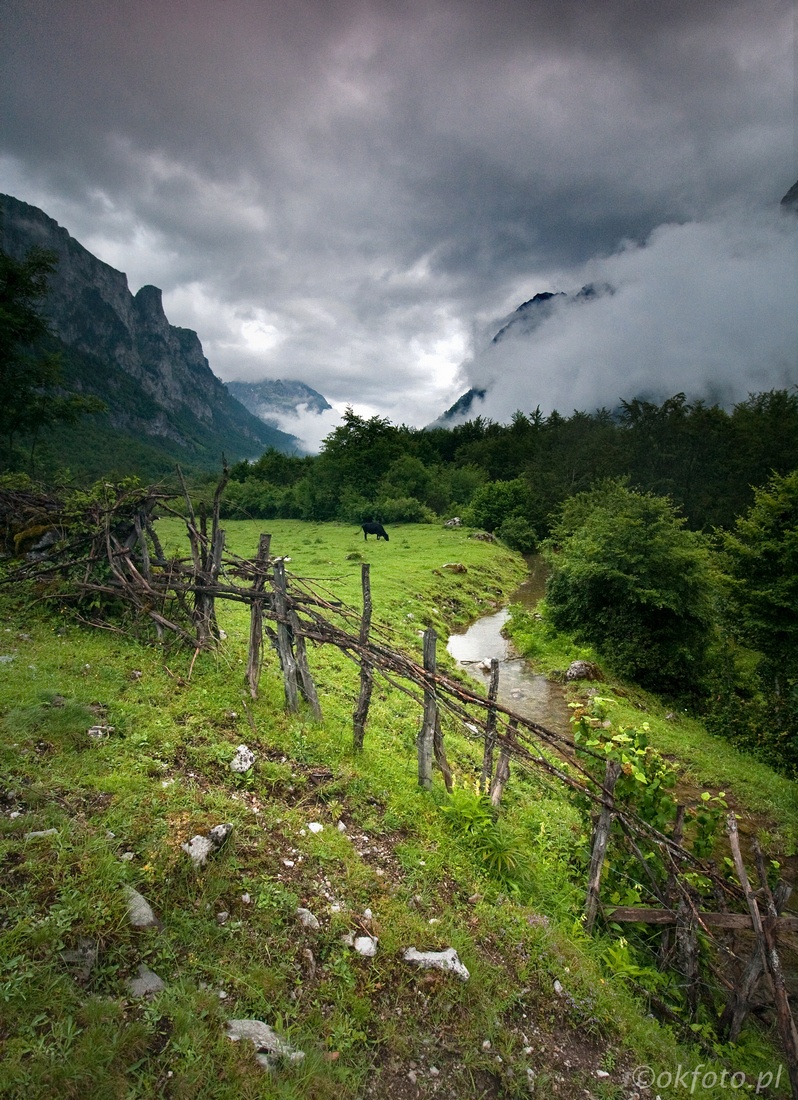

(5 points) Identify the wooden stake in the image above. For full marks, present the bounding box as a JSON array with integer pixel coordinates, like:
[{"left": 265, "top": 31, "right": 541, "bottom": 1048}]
[
  {"left": 584, "top": 759, "right": 623, "bottom": 933},
  {"left": 433, "top": 712, "right": 454, "bottom": 793},
  {"left": 727, "top": 814, "right": 798, "bottom": 1097},
  {"left": 480, "top": 658, "right": 499, "bottom": 791},
  {"left": 292, "top": 611, "right": 323, "bottom": 721},
  {"left": 417, "top": 628, "right": 437, "bottom": 790},
  {"left": 490, "top": 718, "right": 514, "bottom": 805},
  {"left": 272, "top": 560, "right": 299, "bottom": 712},
  {"left": 659, "top": 804, "right": 686, "bottom": 965},
  {"left": 353, "top": 563, "right": 373, "bottom": 751},
  {"left": 246, "top": 533, "right": 271, "bottom": 699},
  {"left": 675, "top": 894, "right": 700, "bottom": 1019}
]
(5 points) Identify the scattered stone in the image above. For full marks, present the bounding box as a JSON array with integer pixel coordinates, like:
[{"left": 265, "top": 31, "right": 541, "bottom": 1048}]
[
  {"left": 482, "top": 1039, "right": 492, "bottom": 1050},
  {"left": 354, "top": 935, "right": 378, "bottom": 957},
  {"left": 402, "top": 947, "right": 469, "bottom": 981},
  {"left": 665, "top": 712, "right": 676, "bottom": 720},
  {"left": 181, "top": 823, "right": 233, "bottom": 868},
  {"left": 128, "top": 963, "right": 165, "bottom": 998},
  {"left": 596, "top": 1069, "right": 610, "bottom": 1078},
  {"left": 307, "top": 822, "right": 323, "bottom": 834},
  {"left": 124, "top": 885, "right": 160, "bottom": 929},
  {"left": 24, "top": 828, "right": 58, "bottom": 840},
  {"left": 363, "top": 908, "right": 372, "bottom": 920},
  {"left": 9, "top": 811, "right": 21, "bottom": 820},
  {"left": 553, "top": 979, "right": 564, "bottom": 995},
  {"left": 130, "top": 669, "right": 143, "bottom": 680},
  {"left": 230, "top": 745, "right": 255, "bottom": 774},
  {"left": 0, "top": 656, "right": 14, "bottom": 663},
  {"left": 120, "top": 851, "right": 135, "bottom": 862},
  {"left": 240, "top": 892, "right": 251, "bottom": 904},
  {"left": 88, "top": 725, "right": 114, "bottom": 740},
  {"left": 444, "top": 517, "right": 462, "bottom": 527},
  {"left": 407, "top": 1070, "right": 417, "bottom": 1085},
  {"left": 225, "top": 1019, "right": 305, "bottom": 1072},
  {"left": 442, "top": 562, "right": 467, "bottom": 573},
  {"left": 337, "top": 821, "right": 347, "bottom": 832},
  {"left": 216, "top": 911, "right": 230, "bottom": 925},
  {"left": 565, "top": 660, "right": 603, "bottom": 682},
  {"left": 60, "top": 937, "right": 98, "bottom": 980},
  {"left": 296, "top": 907, "right": 320, "bottom": 931},
  {"left": 470, "top": 532, "right": 495, "bottom": 542},
  {"left": 282, "top": 859, "right": 295, "bottom": 868}
]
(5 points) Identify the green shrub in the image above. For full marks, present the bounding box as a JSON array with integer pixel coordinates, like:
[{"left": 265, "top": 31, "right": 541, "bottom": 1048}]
[{"left": 544, "top": 480, "right": 718, "bottom": 695}]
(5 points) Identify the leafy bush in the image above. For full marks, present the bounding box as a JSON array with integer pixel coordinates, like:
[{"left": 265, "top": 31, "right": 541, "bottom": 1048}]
[
  {"left": 544, "top": 480, "right": 718, "bottom": 695},
  {"left": 462, "top": 477, "right": 539, "bottom": 536},
  {"left": 496, "top": 515, "right": 537, "bottom": 553}
]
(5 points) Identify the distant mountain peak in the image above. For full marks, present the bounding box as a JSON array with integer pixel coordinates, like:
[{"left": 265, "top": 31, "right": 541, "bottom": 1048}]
[
  {"left": 226, "top": 379, "right": 332, "bottom": 426},
  {"left": 781, "top": 178, "right": 798, "bottom": 212}
]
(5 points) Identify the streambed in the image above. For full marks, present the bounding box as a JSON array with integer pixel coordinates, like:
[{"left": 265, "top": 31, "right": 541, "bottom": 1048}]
[{"left": 446, "top": 555, "right": 571, "bottom": 737}]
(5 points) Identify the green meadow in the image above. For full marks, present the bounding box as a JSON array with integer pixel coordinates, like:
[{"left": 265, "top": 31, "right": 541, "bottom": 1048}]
[{"left": 0, "top": 520, "right": 793, "bottom": 1099}]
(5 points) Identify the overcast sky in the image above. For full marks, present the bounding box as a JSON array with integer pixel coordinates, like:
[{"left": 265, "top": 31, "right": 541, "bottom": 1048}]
[{"left": 1, "top": 0, "right": 796, "bottom": 449}]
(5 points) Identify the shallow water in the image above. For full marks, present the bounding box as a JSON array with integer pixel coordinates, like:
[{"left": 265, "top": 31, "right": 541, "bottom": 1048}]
[{"left": 446, "top": 558, "right": 571, "bottom": 737}]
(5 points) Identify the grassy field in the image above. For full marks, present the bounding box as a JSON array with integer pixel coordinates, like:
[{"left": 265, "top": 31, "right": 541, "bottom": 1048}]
[{"left": 0, "top": 520, "right": 794, "bottom": 1099}]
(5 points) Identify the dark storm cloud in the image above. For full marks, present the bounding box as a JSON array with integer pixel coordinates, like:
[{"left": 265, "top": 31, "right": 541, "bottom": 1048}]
[{"left": 1, "top": 0, "right": 794, "bottom": 441}]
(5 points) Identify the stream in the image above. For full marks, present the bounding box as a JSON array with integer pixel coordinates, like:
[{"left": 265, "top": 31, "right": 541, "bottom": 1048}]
[{"left": 446, "top": 554, "right": 572, "bottom": 737}]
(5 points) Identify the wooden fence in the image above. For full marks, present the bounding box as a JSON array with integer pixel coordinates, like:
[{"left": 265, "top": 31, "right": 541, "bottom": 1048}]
[{"left": 4, "top": 469, "right": 797, "bottom": 1094}]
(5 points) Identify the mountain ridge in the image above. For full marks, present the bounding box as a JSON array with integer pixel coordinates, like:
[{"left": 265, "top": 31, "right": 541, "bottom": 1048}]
[{"left": 0, "top": 194, "right": 301, "bottom": 472}]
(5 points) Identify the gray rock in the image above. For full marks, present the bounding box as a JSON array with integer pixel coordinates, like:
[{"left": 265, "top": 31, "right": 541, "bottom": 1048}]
[
  {"left": 230, "top": 745, "right": 255, "bottom": 773},
  {"left": 128, "top": 963, "right": 165, "bottom": 997},
  {"left": 24, "top": 828, "right": 58, "bottom": 840},
  {"left": 225, "top": 1019, "right": 305, "bottom": 1071},
  {"left": 296, "top": 907, "right": 320, "bottom": 931},
  {"left": 354, "top": 935, "right": 378, "bottom": 957},
  {"left": 88, "top": 725, "right": 114, "bottom": 740},
  {"left": 565, "top": 660, "right": 603, "bottom": 682},
  {"left": 60, "top": 937, "right": 98, "bottom": 980},
  {"left": 444, "top": 517, "right": 462, "bottom": 527},
  {"left": 124, "top": 885, "right": 160, "bottom": 928},
  {"left": 182, "top": 823, "right": 233, "bottom": 867},
  {"left": 402, "top": 946, "right": 469, "bottom": 981}
]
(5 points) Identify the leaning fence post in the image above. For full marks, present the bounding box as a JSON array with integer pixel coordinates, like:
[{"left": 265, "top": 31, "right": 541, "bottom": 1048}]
[
  {"left": 584, "top": 758, "right": 623, "bottom": 933},
  {"left": 272, "top": 559, "right": 299, "bottom": 712},
  {"left": 292, "top": 611, "right": 323, "bottom": 721},
  {"left": 479, "top": 658, "right": 500, "bottom": 791},
  {"left": 417, "top": 628, "right": 437, "bottom": 790},
  {"left": 353, "top": 563, "right": 373, "bottom": 751},
  {"left": 246, "top": 533, "right": 271, "bottom": 699},
  {"left": 490, "top": 718, "right": 514, "bottom": 805},
  {"left": 727, "top": 815, "right": 798, "bottom": 1094}
]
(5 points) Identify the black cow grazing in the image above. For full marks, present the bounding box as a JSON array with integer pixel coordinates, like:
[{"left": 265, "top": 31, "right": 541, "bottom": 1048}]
[{"left": 362, "top": 522, "right": 389, "bottom": 541}]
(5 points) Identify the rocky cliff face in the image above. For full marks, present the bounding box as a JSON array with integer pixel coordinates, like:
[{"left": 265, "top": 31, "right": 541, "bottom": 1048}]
[{"left": 0, "top": 194, "right": 298, "bottom": 460}]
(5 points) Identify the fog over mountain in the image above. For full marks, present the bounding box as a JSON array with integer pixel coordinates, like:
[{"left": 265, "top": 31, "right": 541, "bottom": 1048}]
[
  {"left": 1, "top": 0, "right": 795, "bottom": 432},
  {"left": 447, "top": 203, "right": 798, "bottom": 424}
]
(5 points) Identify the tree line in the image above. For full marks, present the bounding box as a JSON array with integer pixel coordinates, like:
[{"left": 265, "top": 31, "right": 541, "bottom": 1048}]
[{"left": 225, "top": 390, "right": 798, "bottom": 542}]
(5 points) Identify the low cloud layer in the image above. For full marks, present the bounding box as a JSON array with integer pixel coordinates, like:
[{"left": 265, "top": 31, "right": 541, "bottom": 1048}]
[
  {"left": 458, "top": 207, "right": 798, "bottom": 421},
  {"left": 0, "top": 0, "right": 795, "bottom": 436}
]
